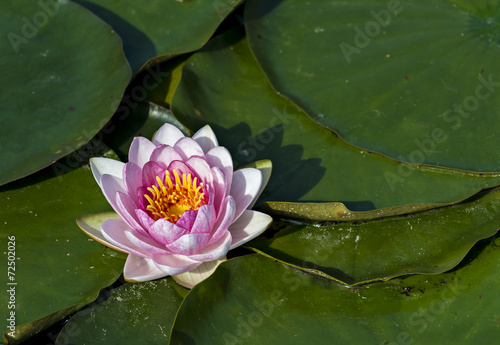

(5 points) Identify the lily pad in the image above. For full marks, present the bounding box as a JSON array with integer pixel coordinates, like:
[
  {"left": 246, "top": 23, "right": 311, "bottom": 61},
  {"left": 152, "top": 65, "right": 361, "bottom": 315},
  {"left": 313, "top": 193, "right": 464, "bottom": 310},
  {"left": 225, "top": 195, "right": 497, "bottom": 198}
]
[
  {"left": 248, "top": 187, "right": 500, "bottom": 284},
  {"left": 0, "top": 152, "right": 125, "bottom": 344},
  {"left": 245, "top": 0, "right": 500, "bottom": 171},
  {"left": 170, "top": 242, "right": 500, "bottom": 344},
  {"left": 55, "top": 278, "right": 184, "bottom": 345},
  {"left": 74, "top": 0, "right": 244, "bottom": 73},
  {"left": 0, "top": 0, "right": 131, "bottom": 186},
  {"left": 170, "top": 27, "right": 500, "bottom": 209}
]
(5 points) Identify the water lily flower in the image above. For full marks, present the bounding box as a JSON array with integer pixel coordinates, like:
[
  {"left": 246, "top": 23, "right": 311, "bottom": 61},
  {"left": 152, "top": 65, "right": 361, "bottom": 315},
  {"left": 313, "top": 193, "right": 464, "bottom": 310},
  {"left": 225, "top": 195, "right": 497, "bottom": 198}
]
[{"left": 86, "top": 123, "right": 272, "bottom": 286}]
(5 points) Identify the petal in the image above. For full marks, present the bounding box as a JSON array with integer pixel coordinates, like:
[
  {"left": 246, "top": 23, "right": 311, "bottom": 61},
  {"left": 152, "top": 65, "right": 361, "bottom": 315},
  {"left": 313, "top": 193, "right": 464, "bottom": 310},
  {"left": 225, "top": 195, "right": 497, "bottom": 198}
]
[
  {"left": 228, "top": 210, "right": 273, "bottom": 250},
  {"left": 247, "top": 160, "right": 272, "bottom": 209},
  {"left": 100, "top": 174, "right": 127, "bottom": 215},
  {"left": 192, "top": 125, "right": 219, "bottom": 153},
  {"left": 208, "top": 196, "right": 235, "bottom": 245},
  {"left": 116, "top": 192, "right": 149, "bottom": 237},
  {"left": 101, "top": 218, "right": 149, "bottom": 258},
  {"left": 230, "top": 168, "right": 262, "bottom": 221},
  {"left": 165, "top": 233, "right": 210, "bottom": 255},
  {"left": 176, "top": 210, "right": 197, "bottom": 230},
  {"left": 76, "top": 212, "right": 127, "bottom": 254},
  {"left": 189, "top": 230, "right": 231, "bottom": 262},
  {"left": 90, "top": 157, "right": 125, "bottom": 188},
  {"left": 205, "top": 146, "right": 233, "bottom": 194},
  {"left": 123, "top": 254, "right": 168, "bottom": 282},
  {"left": 149, "top": 218, "right": 189, "bottom": 245},
  {"left": 211, "top": 167, "right": 228, "bottom": 214},
  {"left": 174, "top": 137, "right": 205, "bottom": 160},
  {"left": 172, "top": 257, "right": 226, "bottom": 289},
  {"left": 142, "top": 161, "right": 165, "bottom": 187},
  {"left": 125, "top": 230, "right": 171, "bottom": 256},
  {"left": 135, "top": 208, "right": 155, "bottom": 231},
  {"left": 150, "top": 145, "right": 182, "bottom": 169},
  {"left": 166, "top": 160, "right": 195, "bottom": 179},
  {"left": 129, "top": 136, "right": 156, "bottom": 168},
  {"left": 190, "top": 204, "right": 216, "bottom": 234},
  {"left": 123, "top": 162, "right": 142, "bottom": 207},
  {"left": 185, "top": 156, "right": 212, "bottom": 186},
  {"left": 152, "top": 123, "right": 185, "bottom": 146},
  {"left": 152, "top": 253, "right": 201, "bottom": 276}
]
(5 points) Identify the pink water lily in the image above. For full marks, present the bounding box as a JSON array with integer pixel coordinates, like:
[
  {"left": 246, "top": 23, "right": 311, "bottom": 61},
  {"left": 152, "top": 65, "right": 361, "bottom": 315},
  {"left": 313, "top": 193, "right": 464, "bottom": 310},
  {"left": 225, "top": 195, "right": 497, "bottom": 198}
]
[{"left": 88, "top": 124, "right": 272, "bottom": 283}]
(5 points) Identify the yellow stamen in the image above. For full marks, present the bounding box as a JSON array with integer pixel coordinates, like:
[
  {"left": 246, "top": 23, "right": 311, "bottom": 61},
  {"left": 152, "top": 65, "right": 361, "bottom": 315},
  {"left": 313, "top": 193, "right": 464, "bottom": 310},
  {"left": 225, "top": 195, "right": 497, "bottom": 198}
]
[{"left": 144, "top": 169, "right": 206, "bottom": 223}]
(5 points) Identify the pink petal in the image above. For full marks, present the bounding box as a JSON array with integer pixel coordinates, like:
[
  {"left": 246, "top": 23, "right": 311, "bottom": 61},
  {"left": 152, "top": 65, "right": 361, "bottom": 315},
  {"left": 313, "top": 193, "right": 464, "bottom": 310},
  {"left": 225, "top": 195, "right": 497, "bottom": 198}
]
[
  {"left": 152, "top": 123, "right": 185, "bottom": 146},
  {"left": 228, "top": 210, "right": 273, "bottom": 249},
  {"left": 166, "top": 160, "right": 196, "bottom": 179},
  {"left": 116, "top": 192, "right": 149, "bottom": 237},
  {"left": 205, "top": 146, "right": 233, "bottom": 194},
  {"left": 123, "top": 254, "right": 168, "bottom": 282},
  {"left": 230, "top": 168, "right": 262, "bottom": 221},
  {"left": 100, "top": 218, "right": 149, "bottom": 258},
  {"left": 100, "top": 174, "right": 127, "bottom": 215},
  {"left": 90, "top": 157, "right": 125, "bottom": 188},
  {"left": 189, "top": 230, "right": 231, "bottom": 262},
  {"left": 176, "top": 210, "right": 197, "bottom": 230},
  {"left": 142, "top": 161, "right": 165, "bottom": 187},
  {"left": 192, "top": 125, "right": 219, "bottom": 153},
  {"left": 150, "top": 145, "right": 182, "bottom": 169},
  {"left": 210, "top": 167, "right": 228, "bottom": 214},
  {"left": 125, "top": 230, "right": 171, "bottom": 256},
  {"left": 208, "top": 196, "right": 235, "bottom": 245},
  {"left": 123, "top": 162, "right": 142, "bottom": 207},
  {"left": 135, "top": 209, "right": 155, "bottom": 231},
  {"left": 129, "top": 137, "right": 156, "bottom": 168},
  {"left": 149, "top": 218, "right": 189, "bottom": 245},
  {"left": 174, "top": 137, "right": 204, "bottom": 160},
  {"left": 190, "top": 205, "right": 216, "bottom": 234},
  {"left": 185, "top": 156, "right": 213, "bottom": 186},
  {"left": 152, "top": 253, "right": 201, "bottom": 276},
  {"left": 165, "top": 233, "right": 210, "bottom": 255}
]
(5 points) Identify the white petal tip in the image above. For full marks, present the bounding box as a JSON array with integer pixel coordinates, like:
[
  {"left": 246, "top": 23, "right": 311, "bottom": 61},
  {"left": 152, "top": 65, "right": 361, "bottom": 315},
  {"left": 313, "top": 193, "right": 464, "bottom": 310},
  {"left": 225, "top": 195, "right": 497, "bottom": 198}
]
[{"left": 172, "top": 257, "right": 227, "bottom": 289}]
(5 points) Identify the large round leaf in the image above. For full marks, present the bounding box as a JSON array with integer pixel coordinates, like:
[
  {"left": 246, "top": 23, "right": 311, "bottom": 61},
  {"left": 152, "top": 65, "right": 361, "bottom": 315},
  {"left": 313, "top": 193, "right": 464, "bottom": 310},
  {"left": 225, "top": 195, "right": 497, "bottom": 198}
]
[
  {"left": 74, "top": 0, "right": 244, "bottom": 73},
  {"left": 0, "top": 151, "right": 125, "bottom": 344},
  {"left": 171, "top": 27, "right": 500, "bottom": 209},
  {"left": 245, "top": 0, "right": 500, "bottom": 171},
  {"left": 55, "top": 278, "right": 184, "bottom": 345},
  {"left": 248, "top": 186, "right": 500, "bottom": 284},
  {"left": 171, "top": 243, "right": 500, "bottom": 344},
  {"left": 0, "top": 0, "right": 131, "bottom": 186}
]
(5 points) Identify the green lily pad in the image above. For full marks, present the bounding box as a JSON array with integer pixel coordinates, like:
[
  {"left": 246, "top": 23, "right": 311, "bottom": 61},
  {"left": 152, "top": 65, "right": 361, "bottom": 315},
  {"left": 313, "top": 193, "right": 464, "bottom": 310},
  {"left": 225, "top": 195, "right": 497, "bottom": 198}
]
[
  {"left": 170, "top": 242, "right": 500, "bottom": 344},
  {"left": 248, "top": 187, "right": 500, "bottom": 285},
  {"left": 55, "top": 278, "right": 184, "bottom": 345},
  {"left": 0, "top": 0, "right": 131, "bottom": 186},
  {"left": 245, "top": 0, "right": 500, "bottom": 171},
  {"left": 0, "top": 152, "right": 125, "bottom": 344},
  {"left": 74, "top": 0, "right": 244, "bottom": 73},
  {"left": 170, "top": 27, "right": 500, "bottom": 209}
]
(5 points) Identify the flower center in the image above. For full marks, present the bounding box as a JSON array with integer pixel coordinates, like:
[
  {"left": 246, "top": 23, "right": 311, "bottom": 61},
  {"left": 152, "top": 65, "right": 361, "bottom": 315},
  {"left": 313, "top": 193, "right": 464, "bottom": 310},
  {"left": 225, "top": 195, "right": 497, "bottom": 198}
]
[{"left": 144, "top": 169, "right": 206, "bottom": 223}]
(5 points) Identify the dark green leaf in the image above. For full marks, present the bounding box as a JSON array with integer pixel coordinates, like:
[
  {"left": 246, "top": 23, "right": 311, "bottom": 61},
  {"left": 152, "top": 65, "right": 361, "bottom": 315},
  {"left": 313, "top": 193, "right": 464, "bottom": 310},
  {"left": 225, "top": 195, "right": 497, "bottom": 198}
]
[{"left": 0, "top": 0, "right": 130, "bottom": 186}]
